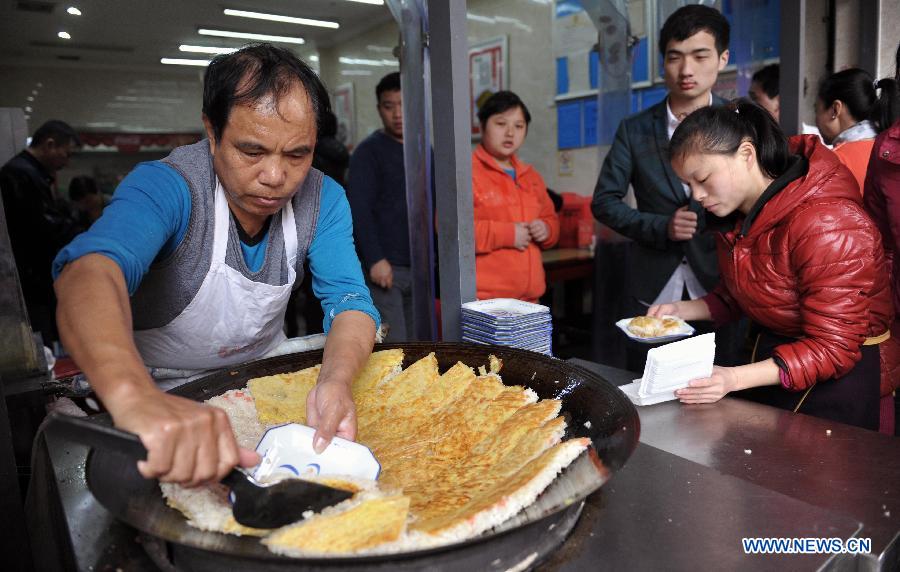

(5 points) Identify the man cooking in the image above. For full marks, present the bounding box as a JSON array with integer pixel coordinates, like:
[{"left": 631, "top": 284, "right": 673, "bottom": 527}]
[{"left": 52, "top": 44, "right": 379, "bottom": 487}]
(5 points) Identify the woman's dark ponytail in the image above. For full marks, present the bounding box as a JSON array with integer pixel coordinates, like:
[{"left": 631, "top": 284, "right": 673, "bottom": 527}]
[
  {"left": 819, "top": 68, "right": 900, "bottom": 132},
  {"left": 670, "top": 98, "right": 791, "bottom": 180}
]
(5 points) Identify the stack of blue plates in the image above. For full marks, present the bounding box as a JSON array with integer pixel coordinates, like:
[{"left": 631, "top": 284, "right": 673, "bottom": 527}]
[{"left": 460, "top": 299, "right": 552, "bottom": 355}]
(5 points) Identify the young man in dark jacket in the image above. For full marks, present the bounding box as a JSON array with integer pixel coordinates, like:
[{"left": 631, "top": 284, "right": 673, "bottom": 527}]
[
  {"left": 591, "top": 5, "right": 740, "bottom": 369},
  {"left": 346, "top": 72, "right": 414, "bottom": 341}
]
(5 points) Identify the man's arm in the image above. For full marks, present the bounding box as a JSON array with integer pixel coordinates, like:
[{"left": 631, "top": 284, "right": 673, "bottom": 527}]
[
  {"left": 305, "top": 310, "right": 375, "bottom": 453},
  {"left": 591, "top": 121, "right": 671, "bottom": 250},
  {"left": 51, "top": 162, "right": 257, "bottom": 485},
  {"left": 55, "top": 254, "right": 258, "bottom": 485},
  {"left": 306, "top": 177, "right": 379, "bottom": 451}
]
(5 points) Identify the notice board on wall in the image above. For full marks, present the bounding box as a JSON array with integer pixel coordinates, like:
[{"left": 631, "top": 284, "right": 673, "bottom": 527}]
[{"left": 469, "top": 36, "right": 509, "bottom": 139}]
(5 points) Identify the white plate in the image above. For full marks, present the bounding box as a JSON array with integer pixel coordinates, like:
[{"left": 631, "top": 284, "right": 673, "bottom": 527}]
[
  {"left": 461, "top": 299, "right": 550, "bottom": 320},
  {"left": 253, "top": 423, "right": 380, "bottom": 482},
  {"left": 615, "top": 316, "right": 695, "bottom": 344}
]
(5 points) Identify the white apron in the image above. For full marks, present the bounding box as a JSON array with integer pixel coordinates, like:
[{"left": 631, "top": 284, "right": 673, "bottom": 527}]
[{"left": 134, "top": 179, "right": 299, "bottom": 387}]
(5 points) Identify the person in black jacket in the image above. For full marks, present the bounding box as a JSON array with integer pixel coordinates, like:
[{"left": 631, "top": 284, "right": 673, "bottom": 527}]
[
  {"left": 591, "top": 5, "right": 745, "bottom": 370},
  {"left": 0, "top": 119, "right": 81, "bottom": 343}
]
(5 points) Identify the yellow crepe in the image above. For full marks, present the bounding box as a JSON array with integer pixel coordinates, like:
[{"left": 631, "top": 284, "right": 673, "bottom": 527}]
[
  {"left": 263, "top": 495, "right": 410, "bottom": 555},
  {"left": 164, "top": 348, "right": 590, "bottom": 556},
  {"left": 247, "top": 365, "right": 320, "bottom": 425}
]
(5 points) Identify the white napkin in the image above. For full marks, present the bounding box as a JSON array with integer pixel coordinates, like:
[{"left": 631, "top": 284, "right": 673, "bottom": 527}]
[
  {"left": 620, "top": 333, "right": 715, "bottom": 405},
  {"left": 638, "top": 333, "right": 716, "bottom": 397}
]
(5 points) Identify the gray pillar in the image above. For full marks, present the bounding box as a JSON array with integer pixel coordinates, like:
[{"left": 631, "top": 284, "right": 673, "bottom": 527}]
[
  {"left": 386, "top": 0, "right": 438, "bottom": 341},
  {"left": 858, "top": 0, "right": 881, "bottom": 77},
  {"left": 428, "top": 0, "right": 476, "bottom": 341},
  {"left": 780, "top": 0, "right": 806, "bottom": 136}
]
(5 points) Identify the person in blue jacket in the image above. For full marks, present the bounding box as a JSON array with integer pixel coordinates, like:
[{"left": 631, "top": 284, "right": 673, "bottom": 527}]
[{"left": 53, "top": 44, "right": 379, "bottom": 486}]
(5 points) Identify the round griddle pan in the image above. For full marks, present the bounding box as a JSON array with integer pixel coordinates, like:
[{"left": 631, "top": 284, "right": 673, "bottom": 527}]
[{"left": 85, "top": 342, "right": 640, "bottom": 568}]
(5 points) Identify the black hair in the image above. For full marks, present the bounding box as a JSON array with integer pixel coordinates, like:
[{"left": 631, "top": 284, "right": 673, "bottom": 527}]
[
  {"left": 670, "top": 99, "right": 791, "bottom": 180},
  {"left": 319, "top": 110, "right": 338, "bottom": 138},
  {"left": 376, "top": 72, "right": 401, "bottom": 101},
  {"left": 68, "top": 175, "right": 98, "bottom": 202},
  {"left": 30, "top": 119, "right": 80, "bottom": 147},
  {"left": 202, "top": 44, "right": 329, "bottom": 142},
  {"left": 896, "top": 41, "right": 900, "bottom": 81},
  {"left": 476, "top": 91, "right": 532, "bottom": 127},
  {"left": 659, "top": 4, "right": 730, "bottom": 56},
  {"left": 751, "top": 64, "right": 779, "bottom": 98},
  {"left": 818, "top": 67, "right": 900, "bottom": 132}
]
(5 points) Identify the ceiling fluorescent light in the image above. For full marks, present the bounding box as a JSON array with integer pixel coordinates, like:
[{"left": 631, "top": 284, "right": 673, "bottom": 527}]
[
  {"left": 223, "top": 9, "right": 339, "bottom": 29},
  {"left": 341, "top": 70, "right": 373, "bottom": 76},
  {"left": 161, "top": 58, "right": 211, "bottom": 66},
  {"left": 339, "top": 56, "right": 396, "bottom": 66},
  {"left": 198, "top": 29, "right": 304, "bottom": 44},
  {"left": 346, "top": 0, "right": 385, "bottom": 4},
  {"left": 58, "top": 31, "right": 71, "bottom": 39},
  {"left": 67, "top": 7, "right": 81, "bottom": 16},
  {"left": 179, "top": 44, "right": 238, "bottom": 55}
]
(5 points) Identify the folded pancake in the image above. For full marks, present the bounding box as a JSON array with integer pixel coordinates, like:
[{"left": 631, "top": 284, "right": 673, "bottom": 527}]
[
  {"left": 357, "top": 361, "right": 475, "bottom": 448},
  {"left": 248, "top": 366, "right": 320, "bottom": 426},
  {"left": 263, "top": 494, "right": 410, "bottom": 556},
  {"left": 355, "top": 353, "right": 440, "bottom": 431},
  {"left": 249, "top": 349, "right": 405, "bottom": 427},
  {"left": 412, "top": 438, "right": 590, "bottom": 538},
  {"left": 405, "top": 413, "right": 568, "bottom": 521}
]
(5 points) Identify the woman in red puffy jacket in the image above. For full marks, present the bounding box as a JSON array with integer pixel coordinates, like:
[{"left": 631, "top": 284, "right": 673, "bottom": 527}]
[{"left": 649, "top": 100, "right": 892, "bottom": 430}]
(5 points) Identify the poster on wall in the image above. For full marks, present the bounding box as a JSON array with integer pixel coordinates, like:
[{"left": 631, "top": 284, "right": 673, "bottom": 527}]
[
  {"left": 332, "top": 83, "right": 356, "bottom": 150},
  {"left": 469, "top": 36, "right": 508, "bottom": 138}
]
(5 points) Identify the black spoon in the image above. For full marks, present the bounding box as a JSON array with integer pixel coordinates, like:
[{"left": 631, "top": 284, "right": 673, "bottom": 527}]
[{"left": 46, "top": 412, "right": 355, "bottom": 529}]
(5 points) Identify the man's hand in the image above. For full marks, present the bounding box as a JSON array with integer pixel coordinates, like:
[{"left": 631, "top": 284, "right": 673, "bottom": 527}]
[
  {"left": 675, "top": 366, "right": 739, "bottom": 404},
  {"left": 306, "top": 378, "right": 357, "bottom": 454},
  {"left": 307, "top": 311, "right": 375, "bottom": 453},
  {"left": 527, "top": 219, "right": 549, "bottom": 243},
  {"left": 369, "top": 259, "right": 393, "bottom": 289},
  {"left": 668, "top": 205, "right": 698, "bottom": 241},
  {"left": 514, "top": 222, "right": 532, "bottom": 251},
  {"left": 108, "top": 387, "right": 259, "bottom": 486},
  {"left": 55, "top": 254, "right": 258, "bottom": 487}
]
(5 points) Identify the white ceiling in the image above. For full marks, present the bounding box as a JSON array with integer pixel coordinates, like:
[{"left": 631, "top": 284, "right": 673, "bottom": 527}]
[{"left": 0, "top": 0, "right": 394, "bottom": 71}]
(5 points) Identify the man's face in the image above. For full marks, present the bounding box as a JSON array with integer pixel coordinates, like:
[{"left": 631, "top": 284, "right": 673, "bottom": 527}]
[
  {"left": 44, "top": 138, "right": 75, "bottom": 172},
  {"left": 377, "top": 89, "right": 403, "bottom": 140},
  {"left": 663, "top": 30, "right": 728, "bottom": 102},
  {"left": 748, "top": 81, "right": 780, "bottom": 122},
  {"left": 204, "top": 83, "right": 317, "bottom": 226}
]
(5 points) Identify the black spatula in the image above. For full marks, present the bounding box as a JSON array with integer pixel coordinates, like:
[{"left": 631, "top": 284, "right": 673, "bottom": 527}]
[{"left": 46, "top": 412, "right": 354, "bottom": 529}]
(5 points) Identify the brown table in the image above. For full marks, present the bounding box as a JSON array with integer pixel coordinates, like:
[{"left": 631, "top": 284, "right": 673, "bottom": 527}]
[{"left": 541, "top": 247, "right": 594, "bottom": 283}]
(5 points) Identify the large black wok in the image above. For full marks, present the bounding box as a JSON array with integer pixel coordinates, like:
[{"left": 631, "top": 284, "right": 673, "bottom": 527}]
[{"left": 86, "top": 343, "right": 639, "bottom": 569}]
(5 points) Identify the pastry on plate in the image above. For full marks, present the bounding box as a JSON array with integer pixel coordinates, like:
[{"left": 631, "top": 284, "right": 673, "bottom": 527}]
[{"left": 627, "top": 315, "right": 683, "bottom": 338}]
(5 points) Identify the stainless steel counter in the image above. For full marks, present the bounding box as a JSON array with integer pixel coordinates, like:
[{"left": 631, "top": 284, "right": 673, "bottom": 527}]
[
  {"left": 42, "top": 359, "right": 899, "bottom": 571},
  {"left": 551, "top": 358, "right": 900, "bottom": 571}
]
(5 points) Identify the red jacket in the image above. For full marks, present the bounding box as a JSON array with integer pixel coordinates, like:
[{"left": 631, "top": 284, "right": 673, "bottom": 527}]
[
  {"left": 472, "top": 144, "right": 560, "bottom": 302},
  {"left": 863, "top": 119, "right": 900, "bottom": 394},
  {"left": 704, "top": 135, "right": 893, "bottom": 391}
]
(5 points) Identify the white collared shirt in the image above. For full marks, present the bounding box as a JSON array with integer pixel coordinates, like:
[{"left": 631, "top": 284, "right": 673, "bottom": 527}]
[{"left": 651, "top": 94, "right": 712, "bottom": 305}]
